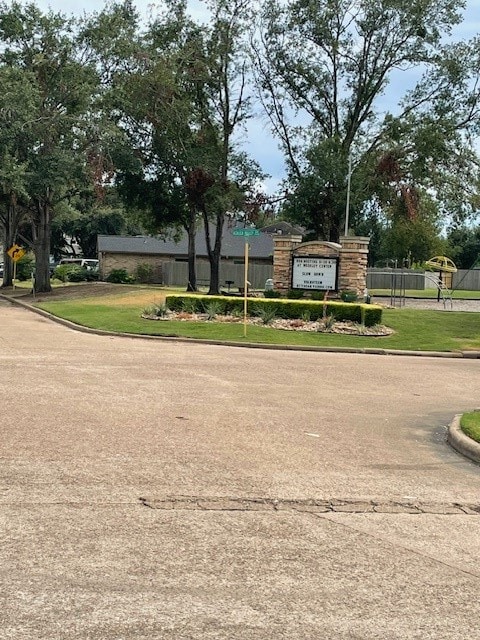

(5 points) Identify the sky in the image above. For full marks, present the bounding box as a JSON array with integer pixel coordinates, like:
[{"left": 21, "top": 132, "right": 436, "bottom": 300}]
[{"left": 18, "top": 0, "right": 480, "bottom": 195}]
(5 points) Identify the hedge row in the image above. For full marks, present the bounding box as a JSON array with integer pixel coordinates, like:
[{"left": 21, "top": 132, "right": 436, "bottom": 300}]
[{"left": 165, "top": 295, "right": 383, "bottom": 327}]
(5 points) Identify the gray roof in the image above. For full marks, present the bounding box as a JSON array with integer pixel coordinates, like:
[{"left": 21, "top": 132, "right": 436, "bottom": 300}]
[
  {"left": 260, "top": 221, "right": 304, "bottom": 236},
  {"left": 97, "top": 225, "right": 274, "bottom": 259}
]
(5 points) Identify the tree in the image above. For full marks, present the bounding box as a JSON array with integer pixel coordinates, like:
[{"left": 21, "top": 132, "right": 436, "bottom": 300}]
[
  {"left": 446, "top": 226, "right": 480, "bottom": 269},
  {"left": 188, "top": 0, "right": 260, "bottom": 294},
  {"left": 0, "top": 65, "right": 37, "bottom": 286},
  {"left": 0, "top": 2, "right": 100, "bottom": 291},
  {"left": 254, "top": 0, "right": 480, "bottom": 241}
]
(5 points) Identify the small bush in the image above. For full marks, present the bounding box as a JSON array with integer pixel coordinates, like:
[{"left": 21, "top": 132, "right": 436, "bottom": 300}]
[
  {"left": 203, "top": 300, "right": 223, "bottom": 320},
  {"left": 153, "top": 302, "right": 168, "bottom": 317},
  {"left": 134, "top": 263, "right": 153, "bottom": 284},
  {"left": 106, "top": 268, "right": 134, "bottom": 284},
  {"left": 287, "top": 289, "right": 304, "bottom": 299},
  {"left": 253, "top": 304, "right": 278, "bottom": 325},
  {"left": 15, "top": 254, "right": 35, "bottom": 281},
  {"left": 181, "top": 297, "right": 197, "bottom": 314},
  {"left": 67, "top": 266, "right": 89, "bottom": 282},
  {"left": 340, "top": 290, "right": 358, "bottom": 302},
  {"left": 54, "top": 264, "right": 88, "bottom": 282},
  {"left": 311, "top": 290, "right": 327, "bottom": 301},
  {"left": 264, "top": 289, "right": 282, "bottom": 298}
]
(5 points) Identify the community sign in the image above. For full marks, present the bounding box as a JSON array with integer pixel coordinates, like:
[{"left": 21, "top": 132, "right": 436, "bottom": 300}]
[{"left": 292, "top": 256, "right": 338, "bottom": 291}]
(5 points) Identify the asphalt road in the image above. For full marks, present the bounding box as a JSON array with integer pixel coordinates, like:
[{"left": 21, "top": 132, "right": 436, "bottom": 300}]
[{"left": 1, "top": 300, "right": 480, "bottom": 639}]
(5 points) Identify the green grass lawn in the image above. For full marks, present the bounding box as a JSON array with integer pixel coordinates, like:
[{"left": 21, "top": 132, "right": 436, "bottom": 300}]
[
  {"left": 460, "top": 412, "right": 480, "bottom": 443},
  {"left": 36, "top": 295, "right": 480, "bottom": 352}
]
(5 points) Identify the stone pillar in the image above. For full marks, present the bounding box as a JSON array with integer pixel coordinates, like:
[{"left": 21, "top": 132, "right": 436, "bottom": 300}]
[
  {"left": 273, "top": 234, "right": 302, "bottom": 293},
  {"left": 338, "top": 236, "right": 370, "bottom": 297}
]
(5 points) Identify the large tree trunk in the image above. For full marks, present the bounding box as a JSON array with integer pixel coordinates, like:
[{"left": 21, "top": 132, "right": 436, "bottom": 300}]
[
  {"left": 2, "top": 198, "right": 17, "bottom": 287},
  {"left": 186, "top": 208, "right": 197, "bottom": 292},
  {"left": 204, "top": 212, "right": 224, "bottom": 296},
  {"left": 32, "top": 197, "right": 52, "bottom": 293}
]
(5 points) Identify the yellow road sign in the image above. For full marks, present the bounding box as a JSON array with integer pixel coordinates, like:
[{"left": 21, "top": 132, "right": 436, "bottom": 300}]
[{"left": 7, "top": 244, "right": 26, "bottom": 262}]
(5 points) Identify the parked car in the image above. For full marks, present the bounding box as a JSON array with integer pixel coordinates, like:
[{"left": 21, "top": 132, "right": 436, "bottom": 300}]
[{"left": 57, "top": 258, "right": 99, "bottom": 271}]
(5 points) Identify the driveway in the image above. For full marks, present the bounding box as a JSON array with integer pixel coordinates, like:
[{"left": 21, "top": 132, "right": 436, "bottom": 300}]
[{"left": 1, "top": 300, "right": 480, "bottom": 639}]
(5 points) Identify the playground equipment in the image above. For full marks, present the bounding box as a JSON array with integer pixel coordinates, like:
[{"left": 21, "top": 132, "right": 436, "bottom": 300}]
[{"left": 371, "top": 256, "right": 458, "bottom": 309}]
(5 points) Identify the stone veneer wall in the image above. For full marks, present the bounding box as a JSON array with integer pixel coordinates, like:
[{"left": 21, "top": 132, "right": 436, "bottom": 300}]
[
  {"left": 272, "top": 235, "right": 303, "bottom": 293},
  {"left": 273, "top": 235, "right": 370, "bottom": 297},
  {"left": 338, "top": 236, "right": 370, "bottom": 296},
  {"left": 99, "top": 253, "right": 163, "bottom": 283}
]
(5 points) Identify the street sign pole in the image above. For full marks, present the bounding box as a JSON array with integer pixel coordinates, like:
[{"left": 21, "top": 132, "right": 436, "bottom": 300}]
[
  {"left": 231, "top": 227, "right": 260, "bottom": 339},
  {"left": 243, "top": 240, "right": 249, "bottom": 338},
  {"left": 13, "top": 260, "right": 16, "bottom": 291}
]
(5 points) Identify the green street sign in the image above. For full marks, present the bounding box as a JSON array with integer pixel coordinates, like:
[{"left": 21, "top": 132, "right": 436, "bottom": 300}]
[{"left": 232, "top": 228, "right": 261, "bottom": 237}]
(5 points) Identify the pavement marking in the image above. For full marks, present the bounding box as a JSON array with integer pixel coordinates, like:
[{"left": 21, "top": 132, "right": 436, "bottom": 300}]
[{"left": 139, "top": 496, "right": 480, "bottom": 515}]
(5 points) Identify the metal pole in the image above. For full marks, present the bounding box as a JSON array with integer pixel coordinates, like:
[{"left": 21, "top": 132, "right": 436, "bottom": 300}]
[
  {"left": 243, "top": 241, "right": 249, "bottom": 338},
  {"left": 344, "top": 152, "right": 352, "bottom": 237}
]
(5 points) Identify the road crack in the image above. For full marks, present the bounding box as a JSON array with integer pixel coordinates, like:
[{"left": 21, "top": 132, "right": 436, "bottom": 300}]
[{"left": 139, "top": 496, "right": 480, "bottom": 515}]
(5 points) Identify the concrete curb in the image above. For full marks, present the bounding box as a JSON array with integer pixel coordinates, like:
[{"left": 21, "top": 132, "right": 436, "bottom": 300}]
[
  {"left": 1, "top": 292, "right": 480, "bottom": 359},
  {"left": 447, "top": 414, "right": 480, "bottom": 465}
]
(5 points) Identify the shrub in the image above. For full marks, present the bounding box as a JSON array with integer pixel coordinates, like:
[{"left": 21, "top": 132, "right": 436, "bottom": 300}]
[
  {"left": 264, "top": 289, "right": 282, "bottom": 298},
  {"left": 67, "top": 266, "right": 89, "bottom": 282},
  {"left": 106, "top": 268, "right": 134, "bottom": 284},
  {"left": 15, "top": 254, "right": 35, "bottom": 281},
  {"left": 54, "top": 264, "right": 87, "bottom": 282},
  {"left": 311, "top": 290, "right": 327, "bottom": 301},
  {"left": 252, "top": 304, "right": 278, "bottom": 324},
  {"left": 181, "top": 297, "right": 197, "bottom": 314},
  {"left": 287, "top": 289, "right": 304, "bottom": 299},
  {"left": 340, "top": 290, "right": 358, "bottom": 302},
  {"left": 134, "top": 263, "right": 154, "bottom": 284},
  {"left": 165, "top": 295, "right": 383, "bottom": 326},
  {"left": 203, "top": 300, "right": 223, "bottom": 320}
]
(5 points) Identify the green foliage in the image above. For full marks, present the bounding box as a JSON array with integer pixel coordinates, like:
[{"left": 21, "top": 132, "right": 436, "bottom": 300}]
[
  {"left": 257, "top": 0, "right": 480, "bottom": 239},
  {"left": 286, "top": 289, "right": 304, "bottom": 299},
  {"left": 105, "top": 268, "right": 134, "bottom": 284},
  {"left": 264, "top": 289, "right": 282, "bottom": 298},
  {"left": 181, "top": 297, "right": 198, "bottom": 314},
  {"left": 252, "top": 304, "right": 278, "bottom": 324},
  {"left": 66, "top": 267, "right": 89, "bottom": 283},
  {"left": 134, "top": 263, "right": 154, "bottom": 284},
  {"left": 202, "top": 300, "right": 223, "bottom": 320},
  {"left": 54, "top": 264, "right": 89, "bottom": 282},
  {"left": 446, "top": 226, "right": 480, "bottom": 270},
  {"left": 165, "top": 295, "right": 383, "bottom": 327},
  {"left": 340, "top": 290, "right": 358, "bottom": 303},
  {"left": 14, "top": 254, "right": 35, "bottom": 281}
]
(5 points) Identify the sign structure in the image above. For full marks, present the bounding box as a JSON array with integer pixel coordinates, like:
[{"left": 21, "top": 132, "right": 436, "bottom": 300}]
[
  {"left": 7, "top": 244, "right": 26, "bottom": 262},
  {"left": 232, "top": 228, "right": 260, "bottom": 237},
  {"left": 292, "top": 256, "right": 338, "bottom": 291}
]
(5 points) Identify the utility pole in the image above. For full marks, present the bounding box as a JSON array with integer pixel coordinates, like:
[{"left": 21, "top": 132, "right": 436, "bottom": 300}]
[{"left": 344, "top": 152, "right": 352, "bottom": 237}]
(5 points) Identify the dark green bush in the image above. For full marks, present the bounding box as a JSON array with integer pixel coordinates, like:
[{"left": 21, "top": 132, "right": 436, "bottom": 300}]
[
  {"left": 15, "top": 254, "right": 35, "bottom": 281},
  {"left": 287, "top": 289, "right": 304, "bottom": 299},
  {"left": 134, "top": 263, "right": 153, "bottom": 283},
  {"left": 340, "top": 290, "right": 358, "bottom": 302},
  {"left": 165, "top": 295, "right": 383, "bottom": 326},
  {"left": 67, "top": 266, "right": 88, "bottom": 282},
  {"left": 264, "top": 289, "right": 282, "bottom": 298},
  {"left": 106, "top": 268, "right": 134, "bottom": 284},
  {"left": 54, "top": 264, "right": 87, "bottom": 282},
  {"left": 311, "top": 290, "right": 327, "bottom": 301}
]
